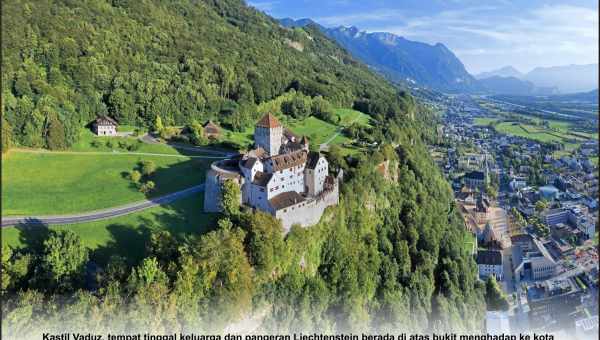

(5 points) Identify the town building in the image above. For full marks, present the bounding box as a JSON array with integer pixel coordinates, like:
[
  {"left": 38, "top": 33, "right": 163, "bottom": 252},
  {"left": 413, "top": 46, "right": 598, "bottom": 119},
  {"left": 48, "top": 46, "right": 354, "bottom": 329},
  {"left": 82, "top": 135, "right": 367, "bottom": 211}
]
[
  {"left": 512, "top": 235, "right": 557, "bottom": 281},
  {"left": 476, "top": 249, "right": 503, "bottom": 280},
  {"left": 92, "top": 116, "right": 118, "bottom": 136},
  {"left": 463, "top": 170, "right": 487, "bottom": 190},
  {"left": 526, "top": 276, "right": 586, "bottom": 331},
  {"left": 204, "top": 113, "right": 340, "bottom": 230}
]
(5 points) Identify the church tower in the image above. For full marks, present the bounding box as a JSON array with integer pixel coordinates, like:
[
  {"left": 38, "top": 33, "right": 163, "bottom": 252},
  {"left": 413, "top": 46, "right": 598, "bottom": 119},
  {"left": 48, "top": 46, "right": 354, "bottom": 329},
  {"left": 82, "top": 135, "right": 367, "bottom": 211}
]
[{"left": 254, "top": 113, "right": 283, "bottom": 156}]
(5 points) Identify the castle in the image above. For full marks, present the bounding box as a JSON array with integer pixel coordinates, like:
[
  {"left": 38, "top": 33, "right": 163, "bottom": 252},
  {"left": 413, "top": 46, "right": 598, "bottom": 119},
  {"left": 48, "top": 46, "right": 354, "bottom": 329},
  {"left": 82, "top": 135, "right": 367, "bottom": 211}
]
[{"left": 204, "top": 113, "right": 340, "bottom": 230}]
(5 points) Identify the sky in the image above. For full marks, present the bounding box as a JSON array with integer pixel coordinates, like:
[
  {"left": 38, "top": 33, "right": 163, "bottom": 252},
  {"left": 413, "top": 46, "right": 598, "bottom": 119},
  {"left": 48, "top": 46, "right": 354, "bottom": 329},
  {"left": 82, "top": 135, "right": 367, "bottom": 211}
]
[{"left": 248, "top": 0, "right": 599, "bottom": 75}]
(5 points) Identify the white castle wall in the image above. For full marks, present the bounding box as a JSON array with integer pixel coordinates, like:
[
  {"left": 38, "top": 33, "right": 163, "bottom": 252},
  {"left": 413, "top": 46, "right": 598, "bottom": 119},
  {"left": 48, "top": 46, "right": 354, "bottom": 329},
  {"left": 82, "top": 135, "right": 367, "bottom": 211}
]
[
  {"left": 267, "top": 165, "right": 305, "bottom": 199},
  {"left": 274, "top": 179, "right": 339, "bottom": 231},
  {"left": 203, "top": 161, "right": 242, "bottom": 213}
]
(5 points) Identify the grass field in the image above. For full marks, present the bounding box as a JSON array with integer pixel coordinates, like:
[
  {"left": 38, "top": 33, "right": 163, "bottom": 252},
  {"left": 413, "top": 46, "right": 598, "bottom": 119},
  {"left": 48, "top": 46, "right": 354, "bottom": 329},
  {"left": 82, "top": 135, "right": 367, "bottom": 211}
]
[
  {"left": 219, "top": 108, "right": 368, "bottom": 153},
  {"left": 333, "top": 108, "right": 372, "bottom": 127},
  {"left": 2, "top": 151, "right": 209, "bottom": 216},
  {"left": 462, "top": 232, "right": 476, "bottom": 255},
  {"left": 71, "top": 128, "right": 209, "bottom": 156},
  {"left": 1, "top": 192, "right": 217, "bottom": 264},
  {"left": 473, "top": 117, "right": 499, "bottom": 126}
]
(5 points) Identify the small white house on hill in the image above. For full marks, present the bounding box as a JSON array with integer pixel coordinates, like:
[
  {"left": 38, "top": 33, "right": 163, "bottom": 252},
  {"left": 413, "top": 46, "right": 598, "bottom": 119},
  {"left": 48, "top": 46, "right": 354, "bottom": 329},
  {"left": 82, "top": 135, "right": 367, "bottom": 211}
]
[{"left": 93, "top": 116, "right": 118, "bottom": 136}]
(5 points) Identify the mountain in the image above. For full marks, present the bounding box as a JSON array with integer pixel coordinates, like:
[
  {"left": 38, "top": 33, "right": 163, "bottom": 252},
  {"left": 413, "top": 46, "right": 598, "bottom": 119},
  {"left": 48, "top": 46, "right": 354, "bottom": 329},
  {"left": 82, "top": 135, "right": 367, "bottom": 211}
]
[
  {"left": 475, "top": 66, "right": 523, "bottom": 80},
  {"left": 280, "top": 19, "right": 481, "bottom": 93},
  {"left": 478, "top": 76, "right": 535, "bottom": 95},
  {"left": 523, "top": 64, "right": 598, "bottom": 94}
]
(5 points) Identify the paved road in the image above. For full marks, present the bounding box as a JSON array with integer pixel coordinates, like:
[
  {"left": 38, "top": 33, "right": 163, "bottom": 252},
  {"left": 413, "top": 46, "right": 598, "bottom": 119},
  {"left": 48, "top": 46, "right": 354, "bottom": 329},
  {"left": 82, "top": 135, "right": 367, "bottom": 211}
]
[{"left": 1, "top": 184, "right": 205, "bottom": 228}]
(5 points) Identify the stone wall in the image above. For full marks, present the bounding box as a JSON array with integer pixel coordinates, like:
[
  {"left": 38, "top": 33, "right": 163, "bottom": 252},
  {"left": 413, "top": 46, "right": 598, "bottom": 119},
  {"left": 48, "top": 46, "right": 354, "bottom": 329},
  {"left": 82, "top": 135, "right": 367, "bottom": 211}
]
[
  {"left": 204, "top": 161, "right": 242, "bottom": 212},
  {"left": 275, "top": 178, "right": 339, "bottom": 231}
]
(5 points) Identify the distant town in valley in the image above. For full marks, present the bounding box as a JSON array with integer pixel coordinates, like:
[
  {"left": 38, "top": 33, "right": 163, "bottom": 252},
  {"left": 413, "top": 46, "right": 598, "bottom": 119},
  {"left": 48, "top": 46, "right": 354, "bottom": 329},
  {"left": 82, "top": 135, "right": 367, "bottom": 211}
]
[{"left": 423, "top": 91, "right": 598, "bottom": 337}]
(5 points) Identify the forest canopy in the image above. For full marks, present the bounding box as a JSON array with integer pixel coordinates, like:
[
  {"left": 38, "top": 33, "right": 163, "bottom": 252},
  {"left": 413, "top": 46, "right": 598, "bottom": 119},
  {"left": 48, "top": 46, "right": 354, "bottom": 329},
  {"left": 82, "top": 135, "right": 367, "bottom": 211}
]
[{"left": 2, "top": 0, "right": 413, "bottom": 150}]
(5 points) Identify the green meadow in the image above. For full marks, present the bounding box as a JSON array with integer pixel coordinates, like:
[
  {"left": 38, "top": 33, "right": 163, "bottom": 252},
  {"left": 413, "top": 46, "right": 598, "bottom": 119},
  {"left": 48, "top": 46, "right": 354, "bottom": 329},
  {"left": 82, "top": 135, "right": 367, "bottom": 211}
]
[
  {"left": 2, "top": 151, "right": 209, "bottom": 216},
  {"left": 1, "top": 192, "right": 217, "bottom": 264}
]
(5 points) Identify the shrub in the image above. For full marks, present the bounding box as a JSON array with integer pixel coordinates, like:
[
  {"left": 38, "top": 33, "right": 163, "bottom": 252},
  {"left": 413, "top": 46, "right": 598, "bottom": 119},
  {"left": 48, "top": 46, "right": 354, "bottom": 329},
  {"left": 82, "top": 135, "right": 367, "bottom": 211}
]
[
  {"left": 139, "top": 181, "right": 155, "bottom": 194},
  {"left": 140, "top": 160, "right": 157, "bottom": 176},
  {"left": 129, "top": 170, "right": 142, "bottom": 183}
]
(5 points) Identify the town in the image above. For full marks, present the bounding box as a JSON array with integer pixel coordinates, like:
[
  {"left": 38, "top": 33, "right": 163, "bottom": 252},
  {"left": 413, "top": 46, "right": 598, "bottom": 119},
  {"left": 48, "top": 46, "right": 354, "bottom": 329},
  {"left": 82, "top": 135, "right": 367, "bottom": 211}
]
[{"left": 428, "top": 94, "right": 598, "bottom": 338}]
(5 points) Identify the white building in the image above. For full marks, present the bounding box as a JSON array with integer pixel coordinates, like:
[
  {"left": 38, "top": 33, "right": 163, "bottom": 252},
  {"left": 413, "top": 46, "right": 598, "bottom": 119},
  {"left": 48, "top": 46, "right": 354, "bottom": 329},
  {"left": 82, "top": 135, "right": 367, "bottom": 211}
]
[
  {"left": 92, "top": 116, "right": 118, "bottom": 136},
  {"left": 204, "top": 113, "right": 340, "bottom": 230},
  {"left": 476, "top": 249, "right": 503, "bottom": 281}
]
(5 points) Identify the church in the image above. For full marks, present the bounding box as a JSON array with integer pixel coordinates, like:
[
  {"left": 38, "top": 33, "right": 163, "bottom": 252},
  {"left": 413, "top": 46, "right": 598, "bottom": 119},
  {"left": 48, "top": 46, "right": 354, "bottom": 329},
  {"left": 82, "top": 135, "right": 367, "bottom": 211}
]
[{"left": 204, "top": 113, "right": 340, "bottom": 230}]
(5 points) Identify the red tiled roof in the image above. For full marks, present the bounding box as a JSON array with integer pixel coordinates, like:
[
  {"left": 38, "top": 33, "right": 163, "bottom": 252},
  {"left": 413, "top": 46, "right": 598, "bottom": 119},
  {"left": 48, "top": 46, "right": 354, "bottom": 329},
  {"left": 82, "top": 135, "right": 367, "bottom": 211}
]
[
  {"left": 269, "top": 150, "right": 307, "bottom": 171},
  {"left": 269, "top": 191, "right": 305, "bottom": 210},
  {"left": 256, "top": 113, "right": 281, "bottom": 128}
]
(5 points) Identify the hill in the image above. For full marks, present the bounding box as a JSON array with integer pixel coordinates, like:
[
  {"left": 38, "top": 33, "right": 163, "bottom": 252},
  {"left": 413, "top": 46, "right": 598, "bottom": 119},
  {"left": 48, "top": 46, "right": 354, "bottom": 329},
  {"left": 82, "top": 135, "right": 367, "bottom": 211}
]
[
  {"left": 2, "top": 0, "right": 411, "bottom": 151},
  {"left": 1, "top": 0, "right": 484, "bottom": 335},
  {"left": 280, "top": 19, "right": 481, "bottom": 93}
]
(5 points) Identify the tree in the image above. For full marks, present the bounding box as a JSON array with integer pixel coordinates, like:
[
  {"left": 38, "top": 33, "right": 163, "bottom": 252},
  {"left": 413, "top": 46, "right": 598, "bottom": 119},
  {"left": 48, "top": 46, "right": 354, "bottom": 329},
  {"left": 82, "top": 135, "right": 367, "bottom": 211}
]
[
  {"left": 129, "top": 170, "right": 142, "bottom": 183},
  {"left": 46, "top": 115, "right": 67, "bottom": 150},
  {"left": 139, "top": 180, "right": 155, "bottom": 194},
  {"left": 41, "top": 230, "right": 89, "bottom": 291},
  {"left": 535, "top": 200, "right": 548, "bottom": 213},
  {"left": 1, "top": 115, "right": 12, "bottom": 153},
  {"left": 140, "top": 160, "right": 157, "bottom": 176},
  {"left": 243, "top": 212, "right": 289, "bottom": 282},
  {"left": 153, "top": 115, "right": 164, "bottom": 134},
  {"left": 221, "top": 179, "right": 241, "bottom": 217},
  {"left": 485, "top": 276, "right": 509, "bottom": 311}
]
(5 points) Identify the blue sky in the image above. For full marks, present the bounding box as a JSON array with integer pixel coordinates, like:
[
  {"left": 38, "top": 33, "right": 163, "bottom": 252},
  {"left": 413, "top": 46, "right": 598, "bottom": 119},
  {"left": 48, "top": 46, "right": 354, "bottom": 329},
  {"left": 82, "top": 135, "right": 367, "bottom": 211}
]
[{"left": 248, "top": 0, "right": 599, "bottom": 75}]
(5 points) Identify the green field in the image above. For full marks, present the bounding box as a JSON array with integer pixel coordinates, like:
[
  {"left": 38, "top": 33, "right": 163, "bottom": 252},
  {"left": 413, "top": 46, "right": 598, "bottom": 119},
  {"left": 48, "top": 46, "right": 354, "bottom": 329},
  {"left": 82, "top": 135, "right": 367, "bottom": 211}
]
[
  {"left": 333, "top": 108, "right": 372, "bottom": 127},
  {"left": 71, "top": 128, "right": 208, "bottom": 156},
  {"left": 219, "top": 108, "right": 369, "bottom": 154},
  {"left": 473, "top": 117, "right": 499, "bottom": 126},
  {"left": 1, "top": 192, "right": 217, "bottom": 264},
  {"left": 2, "top": 152, "right": 209, "bottom": 216},
  {"left": 462, "top": 232, "right": 476, "bottom": 255}
]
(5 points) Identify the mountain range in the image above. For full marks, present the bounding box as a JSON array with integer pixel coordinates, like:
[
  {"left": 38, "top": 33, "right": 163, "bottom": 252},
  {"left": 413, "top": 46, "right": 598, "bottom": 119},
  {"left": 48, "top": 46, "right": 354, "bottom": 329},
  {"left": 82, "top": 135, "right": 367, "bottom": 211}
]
[
  {"left": 280, "top": 18, "right": 481, "bottom": 93},
  {"left": 477, "top": 64, "right": 598, "bottom": 94},
  {"left": 280, "top": 18, "right": 598, "bottom": 95}
]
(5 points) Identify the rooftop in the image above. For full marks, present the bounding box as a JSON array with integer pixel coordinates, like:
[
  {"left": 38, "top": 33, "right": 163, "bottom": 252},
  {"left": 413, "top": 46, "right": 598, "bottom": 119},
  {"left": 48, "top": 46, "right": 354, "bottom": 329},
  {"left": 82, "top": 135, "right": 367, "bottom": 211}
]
[
  {"left": 269, "top": 191, "right": 305, "bottom": 210},
  {"left": 476, "top": 250, "right": 502, "bottom": 265},
  {"left": 256, "top": 113, "right": 281, "bottom": 128}
]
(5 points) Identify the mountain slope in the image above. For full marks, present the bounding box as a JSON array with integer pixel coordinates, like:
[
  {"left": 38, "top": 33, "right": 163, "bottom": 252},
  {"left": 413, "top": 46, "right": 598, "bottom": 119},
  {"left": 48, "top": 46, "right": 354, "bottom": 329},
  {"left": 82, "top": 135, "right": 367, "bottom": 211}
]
[
  {"left": 2, "top": 1, "right": 409, "bottom": 149},
  {"left": 1, "top": 0, "right": 485, "bottom": 333},
  {"left": 280, "top": 19, "right": 481, "bottom": 93}
]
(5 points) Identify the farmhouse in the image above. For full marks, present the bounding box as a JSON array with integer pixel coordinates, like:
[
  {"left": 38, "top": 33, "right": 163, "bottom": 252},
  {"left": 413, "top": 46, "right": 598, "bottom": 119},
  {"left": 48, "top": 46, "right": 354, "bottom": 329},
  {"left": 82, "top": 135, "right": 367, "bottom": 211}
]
[
  {"left": 92, "top": 115, "right": 118, "bottom": 136},
  {"left": 204, "top": 113, "right": 340, "bottom": 230},
  {"left": 202, "top": 121, "right": 221, "bottom": 139}
]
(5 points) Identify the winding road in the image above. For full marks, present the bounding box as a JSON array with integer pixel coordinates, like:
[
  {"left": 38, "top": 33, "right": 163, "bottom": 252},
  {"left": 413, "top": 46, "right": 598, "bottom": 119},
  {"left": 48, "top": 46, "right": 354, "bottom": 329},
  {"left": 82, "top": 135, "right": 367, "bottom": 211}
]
[{"left": 1, "top": 184, "right": 205, "bottom": 228}]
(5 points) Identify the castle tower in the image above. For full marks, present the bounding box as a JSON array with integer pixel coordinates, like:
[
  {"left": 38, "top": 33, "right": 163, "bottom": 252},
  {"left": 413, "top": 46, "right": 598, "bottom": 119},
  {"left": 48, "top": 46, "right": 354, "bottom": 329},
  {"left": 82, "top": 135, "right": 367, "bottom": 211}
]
[{"left": 255, "top": 113, "right": 283, "bottom": 156}]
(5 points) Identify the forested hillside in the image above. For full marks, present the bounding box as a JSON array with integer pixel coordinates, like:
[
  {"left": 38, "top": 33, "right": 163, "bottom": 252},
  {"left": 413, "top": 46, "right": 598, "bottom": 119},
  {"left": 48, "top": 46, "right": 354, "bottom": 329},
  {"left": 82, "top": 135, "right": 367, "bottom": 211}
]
[
  {"left": 2, "top": 0, "right": 411, "bottom": 150},
  {"left": 1, "top": 0, "right": 485, "bottom": 336}
]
